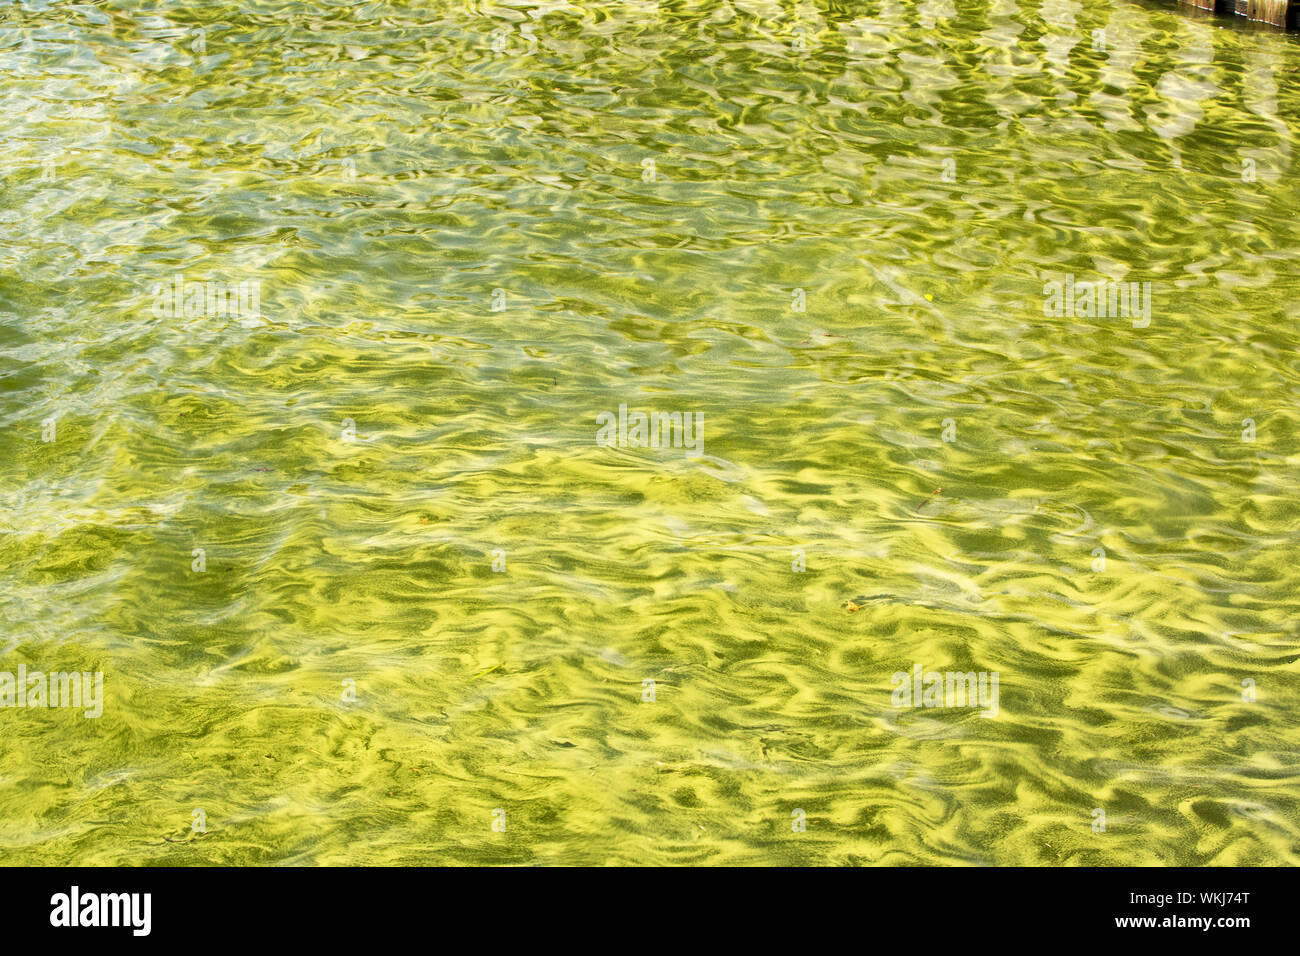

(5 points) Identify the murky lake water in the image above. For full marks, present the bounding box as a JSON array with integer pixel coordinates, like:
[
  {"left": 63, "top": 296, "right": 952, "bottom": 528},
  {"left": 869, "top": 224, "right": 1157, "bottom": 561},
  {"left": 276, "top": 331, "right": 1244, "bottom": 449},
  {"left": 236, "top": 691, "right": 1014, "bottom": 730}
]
[{"left": 2, "top": 0, "right": 1298, "bottom": 865}]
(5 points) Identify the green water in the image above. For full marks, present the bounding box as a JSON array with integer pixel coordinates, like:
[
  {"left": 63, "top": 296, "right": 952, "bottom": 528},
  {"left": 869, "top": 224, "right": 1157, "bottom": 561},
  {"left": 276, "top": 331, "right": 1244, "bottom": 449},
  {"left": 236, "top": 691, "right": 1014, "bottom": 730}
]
[{"left": 2, "top": 0, "right": 1299, "bottom": 866}]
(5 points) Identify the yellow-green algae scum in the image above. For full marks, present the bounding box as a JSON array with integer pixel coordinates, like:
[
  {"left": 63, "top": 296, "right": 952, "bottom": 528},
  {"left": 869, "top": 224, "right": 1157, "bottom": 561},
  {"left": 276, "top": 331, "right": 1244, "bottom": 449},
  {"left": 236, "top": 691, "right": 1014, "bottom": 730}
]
[{"left": 1, "top": 0, "right": 1299, "bottom": 867}]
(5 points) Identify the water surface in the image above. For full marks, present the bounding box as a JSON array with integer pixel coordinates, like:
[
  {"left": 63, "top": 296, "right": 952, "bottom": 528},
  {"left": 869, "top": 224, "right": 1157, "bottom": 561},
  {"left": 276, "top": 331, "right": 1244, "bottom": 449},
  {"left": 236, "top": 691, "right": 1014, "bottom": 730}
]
[{"left": 1, "top": 0, "right": 1299, "bottom": 865}]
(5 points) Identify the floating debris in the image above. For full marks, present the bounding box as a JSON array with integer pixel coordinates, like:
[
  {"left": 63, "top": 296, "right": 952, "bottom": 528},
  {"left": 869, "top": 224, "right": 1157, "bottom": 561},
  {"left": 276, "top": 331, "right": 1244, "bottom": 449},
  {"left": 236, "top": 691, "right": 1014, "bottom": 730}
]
[
  {"left": 468, "top": 662, "right": 503, "bottom": 681},
  {"left": 915, "top": 487, "right": 942, "bottom": 514}
]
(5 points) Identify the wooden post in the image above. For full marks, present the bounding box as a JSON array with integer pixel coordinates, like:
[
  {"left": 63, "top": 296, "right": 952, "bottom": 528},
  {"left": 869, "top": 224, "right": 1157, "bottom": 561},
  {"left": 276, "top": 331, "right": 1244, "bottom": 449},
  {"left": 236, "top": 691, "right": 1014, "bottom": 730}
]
[
  {"left": 1240, "top": 0, "right": 1292, "bottom": 25},
  {"left": 1180, "top": 0, "right": 1293, "bottom": 25}
]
